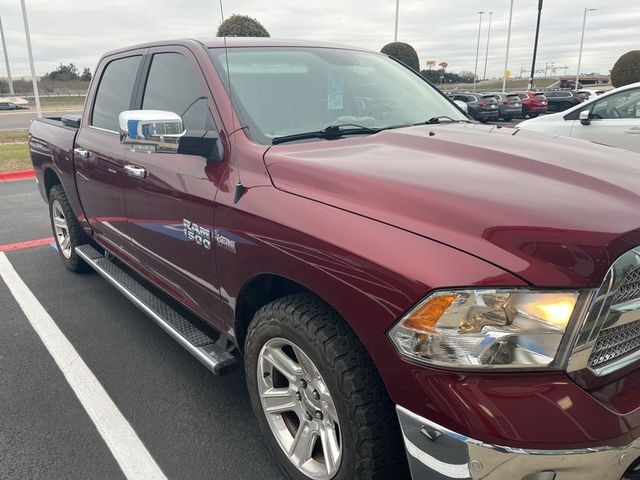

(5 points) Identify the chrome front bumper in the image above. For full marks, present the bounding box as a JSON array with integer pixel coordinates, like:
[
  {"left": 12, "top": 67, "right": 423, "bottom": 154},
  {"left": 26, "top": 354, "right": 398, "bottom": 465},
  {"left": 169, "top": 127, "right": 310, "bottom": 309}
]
[{"left": 396, "top": 405, "right": 640, "bottom": 480}]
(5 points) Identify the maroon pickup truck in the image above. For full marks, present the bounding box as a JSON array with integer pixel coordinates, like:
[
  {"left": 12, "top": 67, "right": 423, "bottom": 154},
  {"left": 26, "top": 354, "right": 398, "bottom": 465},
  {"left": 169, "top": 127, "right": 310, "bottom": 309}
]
[{"left": 29, "top": 38, "right": 640, "bottom": 480}]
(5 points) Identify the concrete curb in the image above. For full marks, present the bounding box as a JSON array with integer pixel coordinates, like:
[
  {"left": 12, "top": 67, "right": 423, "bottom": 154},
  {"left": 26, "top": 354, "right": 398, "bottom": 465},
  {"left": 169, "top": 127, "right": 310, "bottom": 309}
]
[{"left": 0, "top": 168, "right": 35, "bottom": 182}]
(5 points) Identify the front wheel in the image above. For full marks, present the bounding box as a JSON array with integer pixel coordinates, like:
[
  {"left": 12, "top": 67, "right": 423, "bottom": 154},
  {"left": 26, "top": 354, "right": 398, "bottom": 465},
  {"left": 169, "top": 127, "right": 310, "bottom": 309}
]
[
  {"left": 48, "top": 184, "right": 90, "bottom": 272},
  {"left": 245, "top": 293, "right": 409, "bottom": 480}
]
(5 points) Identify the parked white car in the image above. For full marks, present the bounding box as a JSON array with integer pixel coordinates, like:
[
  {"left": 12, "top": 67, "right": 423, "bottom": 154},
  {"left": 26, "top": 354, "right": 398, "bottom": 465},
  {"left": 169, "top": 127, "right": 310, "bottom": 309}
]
[{"left": 517, "top": 82, "right": 640, "bottom": 154}]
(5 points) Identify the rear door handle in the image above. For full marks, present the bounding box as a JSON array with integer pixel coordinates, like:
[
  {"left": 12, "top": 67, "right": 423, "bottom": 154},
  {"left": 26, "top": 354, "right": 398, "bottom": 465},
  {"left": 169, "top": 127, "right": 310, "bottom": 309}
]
[
  {"left": 124, "top": 164, "right": 147, "bottom": 179},
  {"left": 625, "top": 128, "right": 640, "bottom": 134},
  {"left": 73, "top": 148, "right": 90, "bottom": 159}
]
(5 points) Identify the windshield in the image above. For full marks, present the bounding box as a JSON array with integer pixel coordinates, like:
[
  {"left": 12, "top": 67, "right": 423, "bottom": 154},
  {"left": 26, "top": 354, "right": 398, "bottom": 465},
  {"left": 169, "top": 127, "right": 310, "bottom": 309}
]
[{"left": 209, "top": 47, "right": 466, "bottom": 144}]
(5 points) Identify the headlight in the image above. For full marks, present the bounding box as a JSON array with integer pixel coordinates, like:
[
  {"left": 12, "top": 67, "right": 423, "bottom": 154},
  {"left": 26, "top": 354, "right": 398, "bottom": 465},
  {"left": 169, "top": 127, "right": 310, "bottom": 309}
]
[{"left": 388, "top": 289, "right": 581, "bottom": 370}]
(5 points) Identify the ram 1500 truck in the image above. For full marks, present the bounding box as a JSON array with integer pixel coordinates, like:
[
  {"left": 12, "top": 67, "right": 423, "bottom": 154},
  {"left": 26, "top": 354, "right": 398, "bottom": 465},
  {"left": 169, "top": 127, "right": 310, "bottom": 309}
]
[{"left": 29, "top": 38, "right": 640, "bottom": 480}]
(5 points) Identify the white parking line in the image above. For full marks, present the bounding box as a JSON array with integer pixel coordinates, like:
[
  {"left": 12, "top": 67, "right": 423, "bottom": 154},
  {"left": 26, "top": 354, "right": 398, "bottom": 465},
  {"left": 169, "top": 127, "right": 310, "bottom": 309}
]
[{"left": 0, "top": 252, "right": 167, "bottom": 480}]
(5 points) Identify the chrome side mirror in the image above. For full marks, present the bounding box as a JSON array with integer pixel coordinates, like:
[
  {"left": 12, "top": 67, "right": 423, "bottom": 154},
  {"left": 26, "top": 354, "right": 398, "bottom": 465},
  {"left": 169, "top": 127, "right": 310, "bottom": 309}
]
[
  {"left": 579, "top": 109, "right": 591, "bottom": 126},
  {"left": 119, "top": 110, "right": 186, "bottom": 153},
  {"left": 454, "top": 99, "right": 468, "bottom": 113}
]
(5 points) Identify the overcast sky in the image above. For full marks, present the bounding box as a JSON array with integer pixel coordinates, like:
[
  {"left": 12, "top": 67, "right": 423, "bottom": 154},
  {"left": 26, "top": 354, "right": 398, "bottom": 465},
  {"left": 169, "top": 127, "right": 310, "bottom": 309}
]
[{"left": 0, "top": 0, "right": 637, "bottom": 78}]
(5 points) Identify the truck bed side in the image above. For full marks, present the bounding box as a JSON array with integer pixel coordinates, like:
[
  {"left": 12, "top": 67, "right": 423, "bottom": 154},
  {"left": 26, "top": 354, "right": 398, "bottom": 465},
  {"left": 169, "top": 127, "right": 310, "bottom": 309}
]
[{"left": 29, "top": 117, "right": 86, "bottom": 227}]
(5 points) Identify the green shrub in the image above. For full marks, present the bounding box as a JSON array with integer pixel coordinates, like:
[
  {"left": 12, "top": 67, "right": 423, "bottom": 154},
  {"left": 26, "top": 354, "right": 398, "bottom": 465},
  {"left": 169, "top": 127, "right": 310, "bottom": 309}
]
[
  {"left": 611, "top": 51, "right": 640, "bottom": 88},
  {"left": 217, "top": 14, "right": 270, "bottom": 37},
  {"left": 381, "top": 42, "right": 420, "bottom": 71}
]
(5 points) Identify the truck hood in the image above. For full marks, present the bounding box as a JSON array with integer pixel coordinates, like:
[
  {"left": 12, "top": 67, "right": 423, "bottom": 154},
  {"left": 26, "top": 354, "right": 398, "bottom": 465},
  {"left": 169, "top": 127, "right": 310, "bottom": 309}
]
[{"left": 264, "top": 123, "right": 640, "bottom": 288}]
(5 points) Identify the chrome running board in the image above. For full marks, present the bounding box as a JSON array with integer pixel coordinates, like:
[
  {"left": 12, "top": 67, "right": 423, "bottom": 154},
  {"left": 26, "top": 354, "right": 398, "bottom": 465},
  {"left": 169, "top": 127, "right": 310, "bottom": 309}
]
[{"left": 76, "top": 244, "right": 237, "bottom": 375}]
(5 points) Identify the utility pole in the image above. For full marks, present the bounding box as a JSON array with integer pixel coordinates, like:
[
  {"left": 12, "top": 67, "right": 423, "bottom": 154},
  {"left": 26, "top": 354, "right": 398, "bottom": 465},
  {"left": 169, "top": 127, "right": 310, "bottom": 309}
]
[
  {"left": 482, "top": 12, "right": 493, "bottom": 81},
  {"left": 0, "top": 16, "right": 14, "bottom": 95},
  {"left": 473, "top": 11, "right": 484, "bottom": 91},
  {"left": 576, "top": 8, "right": 597, "bottom": 88},
  {"left": 501, "top": 0, "right": 514, "bottom": 92},
  {"left": 394, "top": 0, "right": 400, "bottom": 42},
  {"left": 20, "top": 0, "right": 41, "bottom": 117},
  {"left": 527, "top": 0, "right": 544, "bottom": 90}
]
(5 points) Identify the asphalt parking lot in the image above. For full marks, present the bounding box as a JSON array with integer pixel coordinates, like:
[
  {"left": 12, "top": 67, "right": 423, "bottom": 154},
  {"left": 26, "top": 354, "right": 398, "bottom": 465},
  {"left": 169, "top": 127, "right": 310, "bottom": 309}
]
[{"left": 0, "top": 179, "right": 284, "bottom": 479}]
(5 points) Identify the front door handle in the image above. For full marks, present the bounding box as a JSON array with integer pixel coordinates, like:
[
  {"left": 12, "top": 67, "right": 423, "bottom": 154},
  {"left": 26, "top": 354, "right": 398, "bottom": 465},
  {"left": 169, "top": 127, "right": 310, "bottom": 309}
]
[
  {"left": 73, "top": 148, "right": 90, "bottom": 159},
  {"left": 124, "top": 164, "right": 147, "bottom": 179},
  {"left": 625, "top": 128, "right": 640, "bottom": 134}
]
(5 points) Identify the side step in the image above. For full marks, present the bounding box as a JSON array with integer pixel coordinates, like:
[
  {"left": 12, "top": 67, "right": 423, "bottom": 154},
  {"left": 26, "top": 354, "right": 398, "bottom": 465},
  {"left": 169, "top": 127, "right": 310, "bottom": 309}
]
[{"left": 75, "top": 244, "right": 238, "bottom": 375}]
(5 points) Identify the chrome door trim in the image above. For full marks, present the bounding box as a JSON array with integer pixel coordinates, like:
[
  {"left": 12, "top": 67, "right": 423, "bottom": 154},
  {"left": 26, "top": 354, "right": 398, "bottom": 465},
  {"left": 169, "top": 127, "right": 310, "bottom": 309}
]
[{"left": 87, "top": 125, "right": 119, "bottom": 135}]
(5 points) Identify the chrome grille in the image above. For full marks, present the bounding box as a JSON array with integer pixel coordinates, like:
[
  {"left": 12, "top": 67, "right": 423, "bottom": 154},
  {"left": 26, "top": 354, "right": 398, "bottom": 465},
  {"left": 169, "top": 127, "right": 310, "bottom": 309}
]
[
  {"left": 567, "top": 247, "right": 640, "bottom": 377},
  {"left": 613, "top": 266, "right": 640, "bottom": 304},
  {"left": 588, "top": 320, "right": 640, "bottom": 369}
]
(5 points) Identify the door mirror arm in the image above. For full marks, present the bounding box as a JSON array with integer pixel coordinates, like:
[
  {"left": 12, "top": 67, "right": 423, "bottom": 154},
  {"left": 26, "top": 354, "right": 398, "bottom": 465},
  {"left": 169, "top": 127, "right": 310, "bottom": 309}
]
[{"left": 177, "top": 130, "right": 223, "bottom": 162}]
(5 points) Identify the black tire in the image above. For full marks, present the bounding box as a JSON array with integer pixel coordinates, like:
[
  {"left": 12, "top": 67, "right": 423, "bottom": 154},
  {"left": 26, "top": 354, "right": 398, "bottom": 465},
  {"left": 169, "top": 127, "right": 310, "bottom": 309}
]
[
  {"left": 48, "top": 184, "right": 90, "bottom": 272},
  {"left": 528, "top": 112, "right": 538, "bottom": 118},
  {"left": 245, "top": 293, "right": 409, "bottom": 480},
  {"left": 559, "top": 102, "right": 572, "bottom": 111},
  {"left": 502, "top": 116, "right": 512, "bottom": 121}
]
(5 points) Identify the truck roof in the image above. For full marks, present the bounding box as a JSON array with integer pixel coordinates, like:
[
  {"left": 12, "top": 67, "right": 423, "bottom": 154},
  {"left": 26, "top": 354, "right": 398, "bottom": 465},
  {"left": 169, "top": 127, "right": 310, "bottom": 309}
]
[{"left": 101, "top": 37, "right": 377, "bottom": 58}]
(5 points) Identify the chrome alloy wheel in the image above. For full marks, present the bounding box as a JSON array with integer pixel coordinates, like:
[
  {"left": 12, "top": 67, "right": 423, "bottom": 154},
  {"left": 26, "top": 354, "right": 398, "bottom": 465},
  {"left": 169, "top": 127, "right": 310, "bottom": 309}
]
[
  {"left": 51, "top": 199, "right": 72, "bottom": 259},
  {"left": 257, "top": 338, "right": 342, "bottom": 479}
]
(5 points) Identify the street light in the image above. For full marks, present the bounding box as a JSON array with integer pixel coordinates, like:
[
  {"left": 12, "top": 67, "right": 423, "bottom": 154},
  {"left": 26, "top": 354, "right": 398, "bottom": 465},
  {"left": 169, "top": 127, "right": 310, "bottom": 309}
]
[
  {"left": 482, "top": 12, "right": 493, "bottom": 81},
  {"left": 502, "top": 0, "right": 514, "bottom": 93},
  {"left": 20, "top": 0, "right": 41, "bottom": 117},
  {"left": 527, "top": 0, "right": 544, "bottom": 91},
  {"left": 576, "top": 8, "right": 597, "bottom": 88},
  {"left": 394, "top": 0, "right": 400, "bottom": 42},
  {"left": 0, "top": 16, "right": 15, "bottom": 96},
  {"left": 473, "top": 11, "right": 484, "bottom": 91}
]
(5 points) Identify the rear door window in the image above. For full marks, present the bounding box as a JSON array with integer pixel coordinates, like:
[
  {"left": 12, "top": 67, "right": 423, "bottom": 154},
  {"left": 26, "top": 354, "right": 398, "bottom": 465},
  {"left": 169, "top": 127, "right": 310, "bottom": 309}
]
[
  {"left": 535, "top": 93, "right": 547, "bottom": 100},
  {"left": 92, "top": 55, "right": 141, "bottom": 131}
]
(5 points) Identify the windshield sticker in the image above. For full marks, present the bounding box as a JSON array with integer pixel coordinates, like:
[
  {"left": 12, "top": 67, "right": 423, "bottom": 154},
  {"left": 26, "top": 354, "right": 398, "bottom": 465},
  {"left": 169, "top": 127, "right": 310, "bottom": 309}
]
[{"left": 327, "top": 74, "right": 344, "bottom": 110}]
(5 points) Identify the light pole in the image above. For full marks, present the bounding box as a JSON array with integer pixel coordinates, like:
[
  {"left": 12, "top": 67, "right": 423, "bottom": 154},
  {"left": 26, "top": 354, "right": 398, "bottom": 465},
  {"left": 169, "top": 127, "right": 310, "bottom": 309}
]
[
  {"left": 502, "top": 0, "right": 514, "bottom": 92},
  {"left": 0, "top": 16, "right": 14, "bottom": 95},
  {"left": 20, "top": 0, "right": 41, "bottom": 117},
  {"left": 394, "top": 0, "right": 400, "bottom": 42},
  {"left": 576, "top": 8, "right": 597, "bottom": 88},
  {"left": 473, "top": 11, "right": 484, "bottom": 91},
  {"left": 482, "top": 12, "right": 493, "bottom": 81},
  {"left": 527, "top": 0, "right": 544, "bottom": 91}
]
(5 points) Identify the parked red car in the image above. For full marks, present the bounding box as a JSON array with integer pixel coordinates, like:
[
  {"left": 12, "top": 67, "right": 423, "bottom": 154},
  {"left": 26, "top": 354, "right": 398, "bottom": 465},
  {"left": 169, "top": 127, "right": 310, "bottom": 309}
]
[
  {"left": 29, "top": 38, "right": 640, "bottom": 479},
  {"left": 514, "top": 90, "right": 548, "bottom": 117}
]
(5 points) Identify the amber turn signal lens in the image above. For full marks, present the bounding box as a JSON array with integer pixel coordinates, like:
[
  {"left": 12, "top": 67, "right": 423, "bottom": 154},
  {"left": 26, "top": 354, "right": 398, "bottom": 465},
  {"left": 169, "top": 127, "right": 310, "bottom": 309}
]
[{"left": 403, "top": 294, "right": 458, "bottom": 332}]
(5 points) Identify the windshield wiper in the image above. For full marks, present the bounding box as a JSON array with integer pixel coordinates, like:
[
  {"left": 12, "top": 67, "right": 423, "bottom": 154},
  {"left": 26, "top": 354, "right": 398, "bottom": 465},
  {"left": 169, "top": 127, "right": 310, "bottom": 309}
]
[
  {"left": 415, "top": 116, "right": 472, "bottom": 125},
  {"left": 271, "top": 124, "right": 381, "bottom": 145}
]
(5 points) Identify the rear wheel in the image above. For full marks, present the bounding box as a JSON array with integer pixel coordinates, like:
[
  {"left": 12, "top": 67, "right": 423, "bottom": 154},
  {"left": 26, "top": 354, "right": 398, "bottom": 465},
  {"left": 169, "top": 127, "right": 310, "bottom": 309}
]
[
  {"left": 502, "top": 116, "right": 512, "bottom": 121},
  {"left": 245, "top": 293, "right": 409, "bottom": 480},
  {"left": 528, "top": 112, "right": 539, "bottom": 118},
  {"left": 48, "top": 185, "right": 90, "bottom": 272}
]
